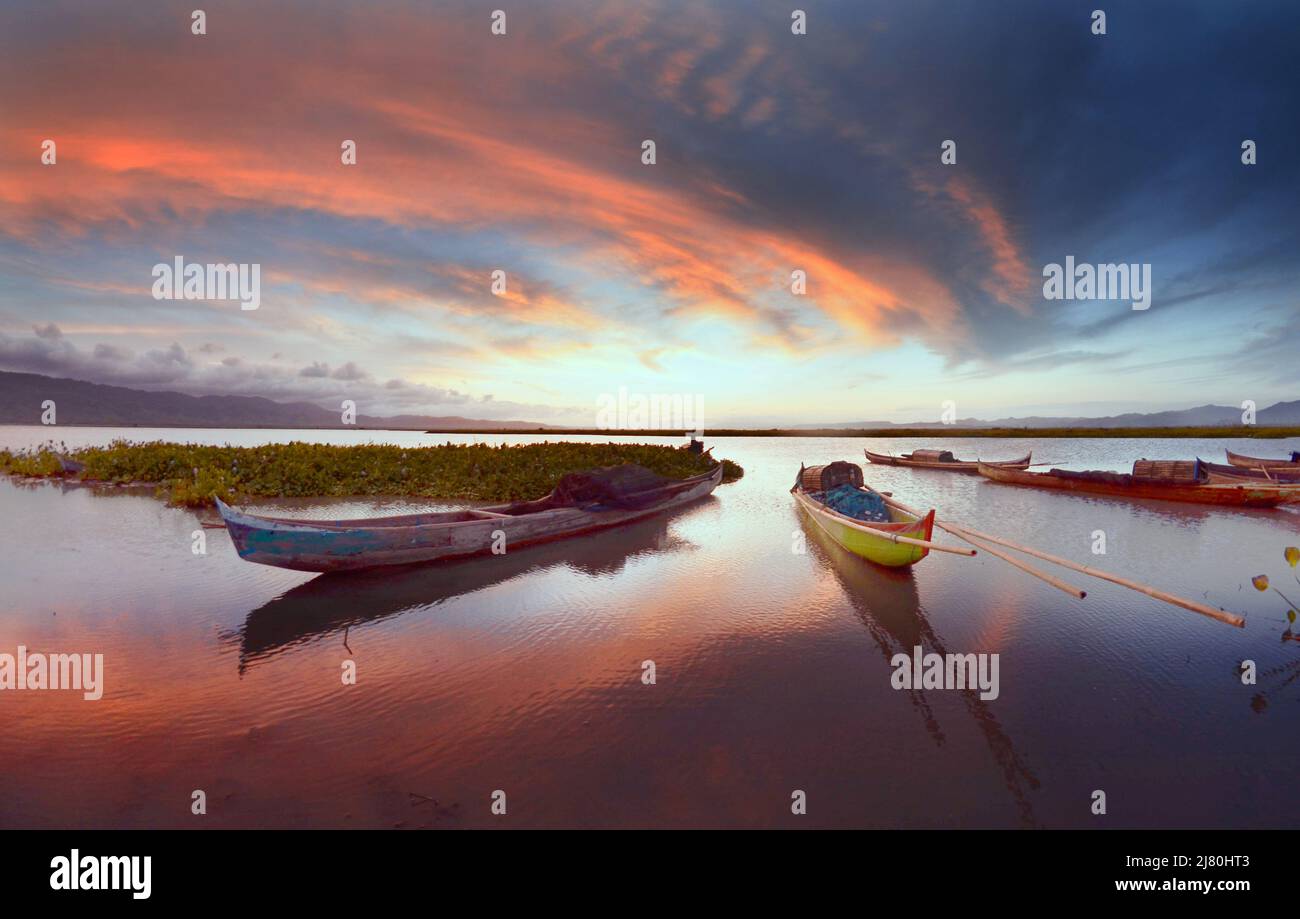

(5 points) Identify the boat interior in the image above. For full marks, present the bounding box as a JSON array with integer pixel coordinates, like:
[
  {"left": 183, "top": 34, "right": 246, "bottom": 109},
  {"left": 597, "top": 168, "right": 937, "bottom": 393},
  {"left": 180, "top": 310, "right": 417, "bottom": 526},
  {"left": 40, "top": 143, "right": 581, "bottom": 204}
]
[
  {"left": 222, "top": 463, "right": 721, "bottom": 530},
  {"left": 1048, "top": 459, "right": 1210, "bottom": 487},
  {"left": 795, "top": 462, "right": 904, "bottom": 524}
]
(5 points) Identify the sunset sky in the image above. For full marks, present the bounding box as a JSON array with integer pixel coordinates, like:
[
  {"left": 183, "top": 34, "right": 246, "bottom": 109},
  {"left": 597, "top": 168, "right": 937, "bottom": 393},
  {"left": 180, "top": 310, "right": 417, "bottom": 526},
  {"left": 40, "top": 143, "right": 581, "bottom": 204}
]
[{"left": 1, "top": 0, "right": 1297, "bottom": 425}]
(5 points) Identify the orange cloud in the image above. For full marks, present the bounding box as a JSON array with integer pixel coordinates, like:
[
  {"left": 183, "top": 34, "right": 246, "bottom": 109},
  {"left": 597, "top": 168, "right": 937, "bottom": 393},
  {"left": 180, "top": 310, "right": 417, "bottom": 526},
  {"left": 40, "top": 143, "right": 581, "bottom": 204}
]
[
  {"left": 0, "top": 2, "right": 1001, "bottom": 363},
  {"left": 912, "top": 174, "right": 1033, "bottom": 313}
]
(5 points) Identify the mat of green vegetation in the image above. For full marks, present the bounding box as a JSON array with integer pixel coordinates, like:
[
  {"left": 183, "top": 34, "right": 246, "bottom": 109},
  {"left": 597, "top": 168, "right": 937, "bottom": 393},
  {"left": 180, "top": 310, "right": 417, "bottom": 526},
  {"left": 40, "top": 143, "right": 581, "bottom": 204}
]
[{"left": 0, "top": 440, "right": 743, "bottom": 507}]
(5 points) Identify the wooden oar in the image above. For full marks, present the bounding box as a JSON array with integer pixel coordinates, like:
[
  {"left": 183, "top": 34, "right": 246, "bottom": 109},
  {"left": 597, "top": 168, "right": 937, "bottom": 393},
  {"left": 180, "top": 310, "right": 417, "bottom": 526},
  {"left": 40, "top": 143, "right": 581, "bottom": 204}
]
[
  {"left": 828, "top": 510, "right": 977, "bottom": 557},
  {"left": 873, "top": 492, "right": 1085, "bottom": 596},
  {"left": 855, "top": 524, "right": 976, "bottom": 556},
  {"left": 943, "top": 527, "right": 1087, "bottom": 598},
  {"left": 880, "top": 494, "right": 1245, "bottom": 628},
  {"left": 941, "top": 521, "right": 1245, "bottom": 628}
]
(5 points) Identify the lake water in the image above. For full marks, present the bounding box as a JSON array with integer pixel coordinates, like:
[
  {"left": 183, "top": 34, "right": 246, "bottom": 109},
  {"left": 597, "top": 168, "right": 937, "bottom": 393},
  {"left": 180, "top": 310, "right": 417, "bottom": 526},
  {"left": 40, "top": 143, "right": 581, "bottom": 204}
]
[{"left": 2, "top": 426, "right": 1299, "bottom": 828}]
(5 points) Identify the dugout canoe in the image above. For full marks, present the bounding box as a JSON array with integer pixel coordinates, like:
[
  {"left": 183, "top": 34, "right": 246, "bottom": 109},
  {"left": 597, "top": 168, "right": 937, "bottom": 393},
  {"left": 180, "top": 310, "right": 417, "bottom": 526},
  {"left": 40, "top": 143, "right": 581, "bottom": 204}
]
[
  {"left": 216, "top": 462, "right": 723, "bottom": 573},
  {"left": 864, "top": 448, "right": 1031, "bottom": 472},
  {"left": 1225, "top": 448, "right": 1300, "bottom": 469},
  {"left": 1199, "top": 458, "right": 1300, "bottom": 485},
  {"left": 977, "top": 461, "right": 1290, "bottom": 508},
  {"left": 791, "top": 462, "right": 937, "bottom": 567}
]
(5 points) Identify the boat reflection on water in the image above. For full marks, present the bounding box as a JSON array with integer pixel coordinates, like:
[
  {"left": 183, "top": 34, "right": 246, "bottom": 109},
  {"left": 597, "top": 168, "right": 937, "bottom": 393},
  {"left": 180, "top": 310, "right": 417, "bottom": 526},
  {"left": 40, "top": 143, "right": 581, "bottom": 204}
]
[
  {"left": 225, "top": 510, "right": 696, "bottom": 672},
  {"left": 799, "top": 511, "right": 1043, "bottom": 827}
]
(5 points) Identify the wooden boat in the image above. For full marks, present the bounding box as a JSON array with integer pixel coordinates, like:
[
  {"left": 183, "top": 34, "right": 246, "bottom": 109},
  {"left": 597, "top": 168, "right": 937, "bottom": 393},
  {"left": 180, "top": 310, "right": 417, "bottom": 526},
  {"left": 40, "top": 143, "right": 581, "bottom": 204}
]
[
  {"left": 216, "top": 463, "right": 723, "bottom": 573},
  {"left": 791, "top": 462, "right": 937, "bottom": 567},
  {"left": 977, "top": 460, "right": 1291, "bottom": 508},
  {"left": 864, "top": 448, "right": 1031, "bottom": 472},
  {"left": 1225, "top": 448, "right": 1300, "bottom": 469},
  {"left": 1199, "top": 458, "right": 1300, "bottom": 485},
  {"left": 228, "top": 512, "right": 681, "bottom": 671}
]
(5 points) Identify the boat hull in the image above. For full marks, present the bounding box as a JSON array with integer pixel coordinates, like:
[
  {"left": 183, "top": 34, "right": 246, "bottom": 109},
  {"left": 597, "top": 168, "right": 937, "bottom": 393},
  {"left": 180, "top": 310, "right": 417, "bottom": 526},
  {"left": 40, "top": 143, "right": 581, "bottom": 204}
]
[
  {"left": 1225, "top": 448, "right": 1300, "bottom": 470},
  {"left": 864, "top": 449, "right": 1031, "bottom": 472},
  {"left": 217, "top": 465, "right": 723, "bottom": 572},
  {"left": 977, "top": 462, "right": 1288, "bottom": 507},
  {"left": 793, "top": 487, "right": 934, "bottom": 567},
  {"left": 1201, "top": 473, "right": 1300, "bottom": 500},
  {"left": 1200, "top": 458, "right": 1300, "bottom": 486}
]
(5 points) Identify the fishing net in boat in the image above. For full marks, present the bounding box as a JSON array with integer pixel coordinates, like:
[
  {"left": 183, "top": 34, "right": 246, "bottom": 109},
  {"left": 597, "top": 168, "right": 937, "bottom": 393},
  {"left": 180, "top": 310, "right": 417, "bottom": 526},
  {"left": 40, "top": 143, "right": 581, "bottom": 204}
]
[
  {"left": 820, "top": 484, "right": 891, "bottom": 522},
  {"left": 1051, "top": 460, "right": 1208, "bottom": 487},
  {"left": 547, "top": 464, "right": 676, "bottom": 510}
]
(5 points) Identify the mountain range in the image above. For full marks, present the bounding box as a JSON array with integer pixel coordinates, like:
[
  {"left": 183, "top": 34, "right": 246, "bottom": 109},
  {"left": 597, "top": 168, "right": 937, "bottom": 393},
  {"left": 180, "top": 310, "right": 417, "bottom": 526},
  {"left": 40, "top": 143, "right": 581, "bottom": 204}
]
[
  {"left": 1, "top": 371, "right": 1297, "bottom": 430},
  {"left": 792, "top": 403, "right": 1300, "bottom": 429},
  {"left": 0, "top": 371, "right": 551, "bottom": 430}
]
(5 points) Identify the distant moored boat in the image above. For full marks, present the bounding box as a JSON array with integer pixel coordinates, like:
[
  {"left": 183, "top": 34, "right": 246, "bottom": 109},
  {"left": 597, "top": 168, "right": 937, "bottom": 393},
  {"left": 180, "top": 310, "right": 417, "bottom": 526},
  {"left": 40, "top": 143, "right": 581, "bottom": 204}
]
[
  {"left": 977, "top": 459, "right": 1292, "bottom": 508},
  {"left": 1225, "top": 448, "right": 1300, "bottom": 469},
  {"left": 864, "top": 448, "right": 1031, "bottom": 472},
  {"left": 1199, "top": 458, "right": 1300, "bottom": 485}
]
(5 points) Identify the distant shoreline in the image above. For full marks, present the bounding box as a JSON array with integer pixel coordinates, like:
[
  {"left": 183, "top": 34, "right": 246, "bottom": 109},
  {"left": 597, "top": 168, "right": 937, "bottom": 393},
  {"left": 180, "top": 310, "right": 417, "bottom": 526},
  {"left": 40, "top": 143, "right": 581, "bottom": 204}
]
[
  {"left": 436, "top": 426, "right": 1300, "bottom": 438},
  {"left": 3, "top": 422, "right": 1299, "bottom": 439}
]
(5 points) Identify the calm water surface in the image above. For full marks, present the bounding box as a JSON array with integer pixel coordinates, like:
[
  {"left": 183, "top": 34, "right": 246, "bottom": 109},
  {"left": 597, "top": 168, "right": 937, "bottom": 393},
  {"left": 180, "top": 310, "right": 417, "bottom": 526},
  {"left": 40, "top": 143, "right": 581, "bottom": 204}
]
[{"left": 2, "top": 427, "right": 1299, "bottom": 828}]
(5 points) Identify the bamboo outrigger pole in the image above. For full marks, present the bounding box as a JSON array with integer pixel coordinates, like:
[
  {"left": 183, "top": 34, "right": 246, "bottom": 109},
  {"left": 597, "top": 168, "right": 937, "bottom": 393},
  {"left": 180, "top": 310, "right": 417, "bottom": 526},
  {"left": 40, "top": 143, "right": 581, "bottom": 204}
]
[
  {"left": 942, "top": 521, "right": 1244, "bottom": 628},
  {"left": 945, "top": 527, "right": 1087, "bottom": 599},
  {"left": 880, "top": 495, "right": 1245, "bottom": 628},
  {"left": 845, "top": 520, "right": 977, "bottom": 557}
]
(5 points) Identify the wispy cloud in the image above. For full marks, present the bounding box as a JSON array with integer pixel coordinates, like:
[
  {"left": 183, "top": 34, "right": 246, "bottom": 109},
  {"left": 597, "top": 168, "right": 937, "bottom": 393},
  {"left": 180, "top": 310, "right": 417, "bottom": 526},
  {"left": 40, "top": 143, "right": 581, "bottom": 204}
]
[{"left": 0, "top": 0, "right": 1297, "bottom": 420}]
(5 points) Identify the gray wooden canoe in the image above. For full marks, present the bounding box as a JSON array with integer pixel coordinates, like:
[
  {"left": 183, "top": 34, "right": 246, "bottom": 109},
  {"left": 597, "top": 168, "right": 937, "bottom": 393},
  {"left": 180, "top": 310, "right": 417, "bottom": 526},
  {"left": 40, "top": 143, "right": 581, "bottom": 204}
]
[
  {"left": 1225, "top": 448, "right": 1300, "bottom": 469},
  {"left": 1200, "top": 458, "right": 1300, "bottom": 484},
  {"left": 864, "top": 448, "right": 1031, "bottom": 472},
  {"left": 216, "top": 463, "right": 723, "bottom": 573}
]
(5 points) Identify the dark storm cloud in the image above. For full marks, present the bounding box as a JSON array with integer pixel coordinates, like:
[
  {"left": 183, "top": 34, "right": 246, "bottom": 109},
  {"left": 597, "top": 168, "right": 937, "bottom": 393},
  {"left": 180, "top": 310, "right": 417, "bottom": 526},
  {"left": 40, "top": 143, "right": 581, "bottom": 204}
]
[{"left": 647, "top": 0, "right": 1300, "bottom": 361}]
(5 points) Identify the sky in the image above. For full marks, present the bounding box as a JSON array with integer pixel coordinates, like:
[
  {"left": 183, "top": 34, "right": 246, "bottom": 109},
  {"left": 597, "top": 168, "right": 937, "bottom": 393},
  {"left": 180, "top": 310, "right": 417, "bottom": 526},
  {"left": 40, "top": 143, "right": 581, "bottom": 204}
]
[{"left": 1, "top": 0, "right": 1297, "bottom": 426}]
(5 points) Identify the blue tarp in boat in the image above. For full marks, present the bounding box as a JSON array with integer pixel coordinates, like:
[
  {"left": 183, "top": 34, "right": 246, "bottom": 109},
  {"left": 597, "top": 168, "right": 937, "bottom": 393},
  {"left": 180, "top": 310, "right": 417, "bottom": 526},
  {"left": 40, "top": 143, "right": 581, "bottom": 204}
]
[{"left": 818, "top": 484, "right": 891, "bottom": 522}]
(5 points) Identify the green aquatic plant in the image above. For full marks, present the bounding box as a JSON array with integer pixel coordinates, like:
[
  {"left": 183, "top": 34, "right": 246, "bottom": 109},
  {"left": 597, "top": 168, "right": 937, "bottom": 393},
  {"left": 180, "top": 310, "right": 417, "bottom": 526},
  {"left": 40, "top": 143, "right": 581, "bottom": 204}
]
[
  {"left": 1250, "top": 548, "right": 1300, "bottom": 625},
  {"left": 0, "top": 445, "right": 61, "bottom": 476},
  {"left": 0, "top": 440, "right": 742, "bottom": 507}
]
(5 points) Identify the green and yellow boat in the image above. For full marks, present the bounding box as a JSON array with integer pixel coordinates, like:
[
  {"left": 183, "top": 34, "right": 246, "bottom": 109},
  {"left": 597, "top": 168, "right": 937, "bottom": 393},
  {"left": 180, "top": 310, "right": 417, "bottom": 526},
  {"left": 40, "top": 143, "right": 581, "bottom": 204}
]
[{"left": 791, "top": 461, "right": 937, "bottom": 568}]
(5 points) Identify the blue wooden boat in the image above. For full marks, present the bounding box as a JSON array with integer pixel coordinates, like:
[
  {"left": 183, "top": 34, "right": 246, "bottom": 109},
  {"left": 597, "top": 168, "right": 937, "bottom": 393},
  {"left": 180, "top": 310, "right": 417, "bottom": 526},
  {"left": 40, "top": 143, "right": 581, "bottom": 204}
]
[{"left": 216, "top": 463, "right": 723, "bottom": 573}]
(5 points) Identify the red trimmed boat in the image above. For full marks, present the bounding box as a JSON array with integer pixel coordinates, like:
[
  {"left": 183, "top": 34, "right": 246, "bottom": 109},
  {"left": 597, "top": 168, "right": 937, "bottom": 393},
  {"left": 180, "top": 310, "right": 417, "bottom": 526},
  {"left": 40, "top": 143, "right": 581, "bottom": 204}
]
[
  {"left": 864, "top": 448, "right": 1031, "bottom": 472},
  {"left": 977, "top": 459, "right": 1291, "bottom": 508},
  {"left": 791, "top": 462, "right": 937, "bottom": 567}
]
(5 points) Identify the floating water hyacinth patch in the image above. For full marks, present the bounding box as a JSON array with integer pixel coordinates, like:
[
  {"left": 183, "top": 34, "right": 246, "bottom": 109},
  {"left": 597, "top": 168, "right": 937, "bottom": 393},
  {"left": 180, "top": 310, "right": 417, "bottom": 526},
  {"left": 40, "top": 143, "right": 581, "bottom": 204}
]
[{"left": 0, "top": 440, "right": 743, "bottom": 507}]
